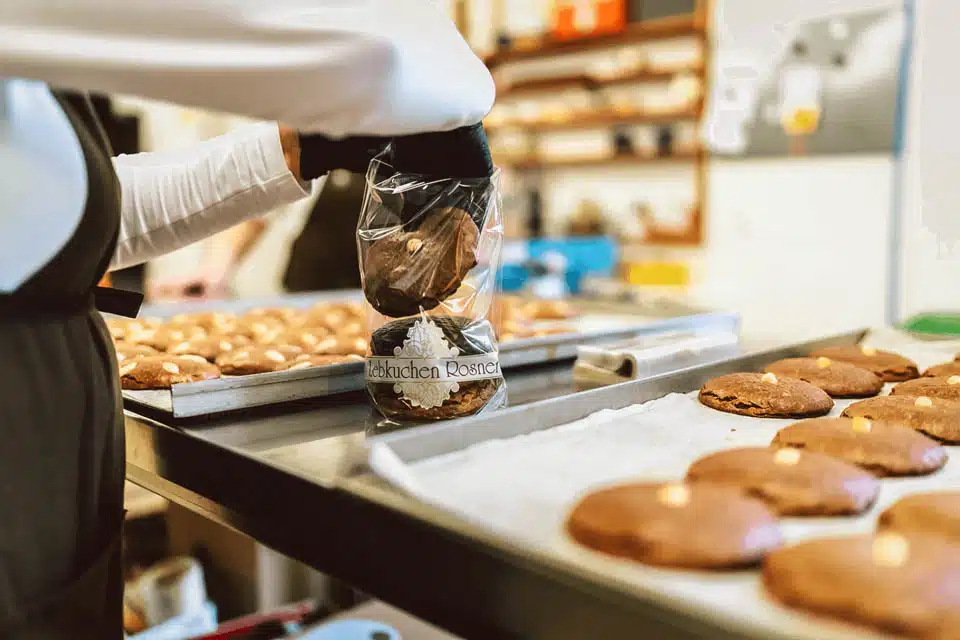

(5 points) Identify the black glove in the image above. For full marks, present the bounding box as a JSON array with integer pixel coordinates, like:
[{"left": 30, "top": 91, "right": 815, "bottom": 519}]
[
  {"left": 298, "top": 133, "right": 390, "bottom": 180},
  {"left": 389, "top": 123, "right": 493, "bottom": 178}
]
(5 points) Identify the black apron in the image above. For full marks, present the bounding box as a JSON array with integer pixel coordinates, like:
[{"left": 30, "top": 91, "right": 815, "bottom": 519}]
[
  {"left": 283, "top": 171, "right": 365, "bottom": 292},
  {"left": 0, "top": 94, "right": 126, "bottom": 638}
]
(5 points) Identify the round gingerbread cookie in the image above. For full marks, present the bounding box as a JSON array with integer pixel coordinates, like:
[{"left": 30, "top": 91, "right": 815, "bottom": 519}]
[
  {"left": 698, "top": 372, "right": 833, "bottom": 418},
  {"left": 566, "top": 482, "right": 782, "bottom": 569},
  {"left": 336, "top": 320, "right": 367, "bottom": 339},
  {"left": 363, "top": 207, "right": 480, "bottom": 318},
  {"left": 772, "top": 417, "right": 947, "bottom": 477},
  {"left": 119, "top": 355, "right": 221, "bottom": 390},
  {"left": 215, "top": 345, "right": 303, "bottom": 375},
  {"left": 311, "top": 335, "right": 369, "bottom": 357},
  {"left": 685, "top": 446, "right": 880, "bottom": 515},
  {"left": 168, "top": 311, "right": 238, "bottom": 333},
  {"left": 281, "top": 354, "right": 364, "bottom": 371},
  {"left": 132, "top": 325, "right": 208, "bottom": 351},
  {"left": 105, "top": 317, "right": 161, "bottom": 341},
  {"left": 764, "top": 357, "right": 882, "bottom": 398},
  {"left": 924, "top": 361, "right": 960, "bottom": 378},
  {"left": 763, "top": 532, "right": 960, "bottom": 638},
  {"left": 114, "top": 342, "right": 159, "bottom": 363},
  {"left": 243, "top": 307, "right": 301, "bottom": 322},
  {"left": 167, "top": 334, "right": 251, "bottom": 362},
  {"left": 261, "top": 327, "right": 332, "bottom": 351},
  {"left": 235, "top": 316, "right": 288, "bottom": 342},
  {"left": 892, "top": 376, "right": 960, "bottom": 402},
  {"left": 842, "top": 395, "right": 960, "bottom": 443},
  {"left": 878, "top": 493, "right": 960, "bottom": 544},
  {"left": 809, "top": 345, "right": 919, "bottom": 382}
]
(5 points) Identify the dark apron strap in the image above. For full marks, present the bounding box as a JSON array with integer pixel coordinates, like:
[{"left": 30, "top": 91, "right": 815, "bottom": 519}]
[
  {"left": 93, "top": 286, "right": 143, "bottom": 318},
  {"left": 0, "top": 287, "right": 142, "bottom": 320}
]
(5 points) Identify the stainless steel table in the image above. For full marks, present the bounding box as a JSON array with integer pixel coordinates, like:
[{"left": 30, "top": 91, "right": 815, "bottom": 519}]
[{"left": 126, "top": 363, "right": 674, "bottom": 640}]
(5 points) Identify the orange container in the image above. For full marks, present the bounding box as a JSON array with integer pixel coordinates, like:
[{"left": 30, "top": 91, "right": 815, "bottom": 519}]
[{"left": 553, "top": 0, "right": 625, "bottom": 40}]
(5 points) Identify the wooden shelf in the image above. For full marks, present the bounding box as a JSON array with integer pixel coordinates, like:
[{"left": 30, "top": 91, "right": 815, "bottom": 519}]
[
  {"left": 486, "top": 106, "right": 700, "bottom": 134},
  {"left": 484, "top": 15, "right": 704, "bottom": 67},
  {"left": 498, "top": 65, "right": 703, "bottom": 99},
  {"left": 499, "top": 149, "right": 703, "bottom": 170}
]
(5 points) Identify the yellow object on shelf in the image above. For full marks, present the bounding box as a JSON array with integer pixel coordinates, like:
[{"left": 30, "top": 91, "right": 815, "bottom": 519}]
[{"left": 624, "top": 261, "right": 690, "bottom": 286}]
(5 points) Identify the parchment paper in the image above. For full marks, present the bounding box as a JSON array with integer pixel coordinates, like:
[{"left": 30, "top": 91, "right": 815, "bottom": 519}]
[{"left": 387, "top": 328, "right": 960, "bottom": 640}]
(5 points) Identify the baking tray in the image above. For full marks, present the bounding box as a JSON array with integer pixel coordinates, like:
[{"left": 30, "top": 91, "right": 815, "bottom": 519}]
[
  {"left": 121, "top": 292, "right": 739, "bottom": 418},
  {"left": 365, "top": 327, "right": 960, "bottom": 640}
]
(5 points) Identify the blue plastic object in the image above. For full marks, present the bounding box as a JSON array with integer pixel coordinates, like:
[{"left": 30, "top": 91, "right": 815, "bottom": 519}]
[
  {"left": 300, "top": 619, "right": 401, "bottom": 640},
  {"left": 500, "top": 264, "right": 528, "bottom": 292},
  {"left": 527, "top": 236, "right": 617, "bottom": 276}
]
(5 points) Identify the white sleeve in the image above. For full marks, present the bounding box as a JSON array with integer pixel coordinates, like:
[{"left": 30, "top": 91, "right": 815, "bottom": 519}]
[
  {"left": 108, "top": 122, "right": 310, "bottom": 271},
  {"left": 0, "top": 0, "right": 494, "bottom": 136}
]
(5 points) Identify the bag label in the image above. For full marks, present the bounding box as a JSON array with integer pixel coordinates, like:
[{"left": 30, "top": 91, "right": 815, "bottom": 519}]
[
  {"left": 366, "top": 354, "right": 501, "bottom": 383},
  {"left": 365, "top": 317, "right": 501, "bottom": 409}
]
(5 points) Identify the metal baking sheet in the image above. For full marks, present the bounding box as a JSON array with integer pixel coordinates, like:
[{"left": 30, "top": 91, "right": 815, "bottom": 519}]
[
  {"left": 366, "top": 327, "right": 960, "bottom": 640},
  {"left": 120, "top": 292, "right": 739, "bottom": 418}
]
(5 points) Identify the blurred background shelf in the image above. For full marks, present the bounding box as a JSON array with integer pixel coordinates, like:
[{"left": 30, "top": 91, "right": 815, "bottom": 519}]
[
  {"left": 484, "top": 14, "right": 704, "bottom": 67},
  {"left": 497, "top": 64, "right": 705, "bottom": 99},
  {"left": 498, "top": 149, "right": 703, "bottom": 170},
  {"left": 486, "top": 106, "right": 701, "bottom": 133}
]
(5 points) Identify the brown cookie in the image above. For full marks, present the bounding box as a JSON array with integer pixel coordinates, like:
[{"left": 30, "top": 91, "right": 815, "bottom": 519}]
[
  {"left": 336, "top": 320, "right": 367, "bottom": 339},
  {"left": 262, "top": 327, "right": 333, "bottom": 351},
  {"left": 524, "top": 299, "right": 576, "bottom": 320},
  {"left": 119, "top": 355, "right": 221, "bottom": 390},
  {"left": 772, "top": 417, "right": 947, "bottom": 477},
  {"left": 763, "top": 532, "right": 960, "bottom": 638},
  {"left": 281, "top": 354, "right": 364, "bottom": 371},
  {"left": 167, "top": 311, "right": 238, "bottom": 333},
  {"left": 310, "top": 335, "right": 369, "bottom": 356},
  {"left": 685, "top": 446, "right": 880, "bottom": 515},
  {"left": 879, "top": 493, "right": 960, "bottom": 544},
  {"left": 114, "top": 342, "right": 159, "bottom": 363},
  {"left": 925, "top": 361, "right": 960, "bottom": 378},
  {"left": 566, "top": 482, "right": 782, "bottom": 569},
  {"left": 105, "top": 317, "right": 161, "bottom": 341},
  {"left": 363, "top": 207, "right": 480, "bottom": 317},
  {"left": 698, "top": 372, "right": 833, "bottom": 418},
  {"left": 167, "top": 334, "right": 251, "bottom": 362},
  {"left": 842, "top": 395, "right": 960, "bottom": 443},
  {"left": 809, "top": 345, "right": 919, "bottom": 382},
  {"left": 764, "top": 357, "right": 882, "bottom": 398},
  {"left": 892, "top": 376, "right": 960, "bottom": 402},
  {"left": 215, "top": 345, "right": 303, "bottom": 375},
  {"left": 243, "top": 307, "right": 301, "bottom": 322},
  {"left": 132, "top": 325, "right": 208, "bottom": 351},
  {"left": 235, "top": 316, "right": 288, "bottom": 341},
  {"left": 372, "top": 379, "right": 500, "bottom": 421}
]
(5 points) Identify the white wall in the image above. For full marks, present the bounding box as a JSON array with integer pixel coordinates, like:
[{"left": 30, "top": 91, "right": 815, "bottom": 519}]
[
  {"left": 898, "top": 0, "right": 960, "bottom": 318},
  {"left": 696, "top": 155, "right": 892, "bottom": 340}
]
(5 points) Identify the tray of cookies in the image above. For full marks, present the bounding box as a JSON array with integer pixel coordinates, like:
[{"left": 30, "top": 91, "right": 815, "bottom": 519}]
[
  {"left": 113, "top": 291, "right": 737, "bottom": 418},
  {"left": 365, "top": 327, "right": 960, "bottom": 639},
  {"left": 110, "top": 296, "right": 368, "bottom": 418}
]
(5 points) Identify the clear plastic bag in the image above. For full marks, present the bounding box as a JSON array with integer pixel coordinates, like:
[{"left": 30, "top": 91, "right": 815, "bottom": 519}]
[{"left": 358, "top": 151, "right": 505, "bottom": 422}]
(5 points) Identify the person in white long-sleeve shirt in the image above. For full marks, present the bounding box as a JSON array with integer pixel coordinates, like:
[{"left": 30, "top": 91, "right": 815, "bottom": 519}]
[{"left": 0, "top": 2, "right": 494, "bottom": 637}]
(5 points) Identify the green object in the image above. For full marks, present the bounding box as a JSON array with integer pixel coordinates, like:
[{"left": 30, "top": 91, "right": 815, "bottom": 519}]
[{"left": 899, "top": 313, "right": 960, "bottom": 337}]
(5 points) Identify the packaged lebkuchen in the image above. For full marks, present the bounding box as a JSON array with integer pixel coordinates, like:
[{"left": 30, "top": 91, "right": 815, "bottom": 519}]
[{"left": 358, "top": 151, "right": 505, "bottom": 422}]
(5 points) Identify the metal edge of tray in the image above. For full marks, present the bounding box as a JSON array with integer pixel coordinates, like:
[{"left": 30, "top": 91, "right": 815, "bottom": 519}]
[
  {"left": 371, "top": 328, "right": 867, "bottom": 464},
  {"left": 497, "top": 311, "right": 740, "bottom": 368},
  {"left": 328, "top": 329, "right": 876, "bottom": 640},
  {"left": 122, "top": 362, "right": 367, "bottom": 418}
]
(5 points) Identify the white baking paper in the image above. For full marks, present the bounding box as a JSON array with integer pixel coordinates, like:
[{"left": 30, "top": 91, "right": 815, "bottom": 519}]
[{"left": 380, "top": 329, "right": 960, "bottom": 640}]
